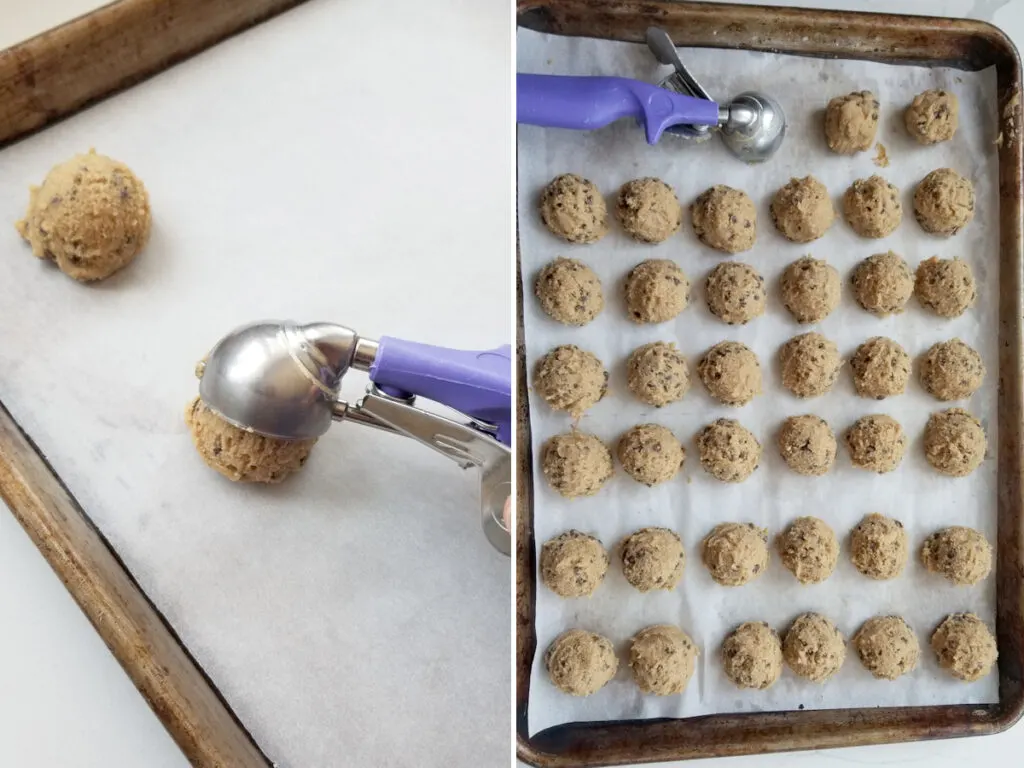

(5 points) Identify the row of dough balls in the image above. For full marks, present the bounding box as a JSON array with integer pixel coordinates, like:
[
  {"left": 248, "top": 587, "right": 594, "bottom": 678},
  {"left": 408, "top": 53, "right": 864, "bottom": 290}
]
[
  {"left": 546, "top": 610, "right": 995, "bottom": 699},
  {"left": 538, "top": 169, "right": 973, "bottom": 248},
  {"left": 825, "top": 88, "right": 958, "bottom": 154},
  {"left": 535, "top": 252, "right": 976, "bottom": 328},
  {"left": 541, "top": 522, "right": 992, "bottom": 597},
  {"left": 535, "top": 337, "right": 985, "bottom": 420}
]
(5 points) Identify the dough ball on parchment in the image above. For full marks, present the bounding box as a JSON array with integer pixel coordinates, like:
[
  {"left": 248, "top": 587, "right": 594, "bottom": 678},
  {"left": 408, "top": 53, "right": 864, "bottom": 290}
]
[
  {"left": 914, "top": 168, "right": 975, "bottom": 237},
  {"left": 626, "top": 342, "right": 689, "bottom": 407},
  {"left": 777, "top": 415, "right": 836, "bottom": 476},
  {"left": 915, "top": 257, "right": 977, "bottom": 318},
  {"left": 540, "top": 530, "right": 609, "bottom": 598},
  {"left": 617, "top": 424, "right": 685, "bottom": 486},
  {"left": 702, "top": 522, "right": 769, "bottom": 586},
  {"left": 770, "top": 175, "right": 835, "bottom": 243},
  {"left": 920, "top": 526, "right": 993, "bottom": 586},
  {"left": 705, "top": 262, "right": 766, "bottom": 325},
  {"left": 539, "top": 173, "right": 608, "bottom": 244},
  {"left": 16, "top": 149, "right": 151, "bottom": 282},
  {"left": 923, "top": 408, "right": 987, "bottom": 477},
  {"left": 621, "top": 526, "right": 685, "bottom": 593},
  {"left": 541, "top": 432, "right": 613, "bottom": 498},
  {"left": 851, "top": 251, "right": 914, "bottom": 316},
  {"left": 780, "top": 256, "right": 841, "bottom": 324},
  {"left": 779, "top": 332, "right": 842, "bottom": 398},
  {"left": 185, "top": 397, "right": 316, "bottom": 484},
  {"left": 783, "top": 612, "right": 846, "bottom": 682},
  {"left": 824, "top": 90, "right": 879, "bottom": 154},
  {"left": 853, "top": 615, "right": 920, "bottom": 681},
  {"left": 919, "top": 339, "right": 985, "bottom": 402},
  {"left": 624, "top": 259, "right": 690, "bottom": 324},
  {"left": 629, "top": 624, "right": 698, "bottom": 696},
  {"left": 697, "top": 419, "right": 761, "bottom": 483},
  {"left": 850, "top": 337, "right": 911, "bottom": 400},
  {"left": 845, "top": 414, "right": 907, "bottom": 473},
  {"left": 546, "top": 629, "right": 617, "bottom": 696},
  {"left": 905, "top": 89, "right": 959, "bottom": 145},
  {"left": 850, "top": 513, "right": 908, "bottom": 580},
  {"left": 697, "top": 341, "right": 762, "bottom": 406},
  {"left": 616, "top": 177, "right": 682, "bottom": 243},
  {"left": 533, "top": 345, "right": 607, "bottom": 417},
  {"left": 931, "top": 613, "right": 998, "bottom": 682},
  {"left": 534, "top": 257, "right": 605, "bottom": 326},
  {"left": 776, "top": 516, "right": 839, "bottom": 585},
  {"left": 843, "top": 175, "right": 902, "bottom": 239},
  {"left": 722, "top": 622, "right": 783, "bottom": 690},
  {"left": 691, "top": 185, "right": 757, "bottom": 253}
]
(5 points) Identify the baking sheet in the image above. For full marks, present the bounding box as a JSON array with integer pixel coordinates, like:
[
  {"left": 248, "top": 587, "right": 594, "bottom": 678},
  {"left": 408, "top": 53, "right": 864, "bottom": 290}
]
[
  {"left": 518, "top": 28, "right": 1000, "bottom": 735},
  {"left": 0, "top": 1, "right": 510, "bottom": 766}
]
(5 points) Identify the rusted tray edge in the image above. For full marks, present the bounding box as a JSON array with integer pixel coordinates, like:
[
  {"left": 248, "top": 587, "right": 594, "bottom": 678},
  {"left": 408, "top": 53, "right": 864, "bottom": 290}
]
[{"left": 515, "top": 2, "right": 1024, "bottom": 766}]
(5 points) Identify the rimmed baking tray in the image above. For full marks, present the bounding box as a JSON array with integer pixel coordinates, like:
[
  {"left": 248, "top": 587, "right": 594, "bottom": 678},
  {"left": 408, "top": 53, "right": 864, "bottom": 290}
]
[{"left": 515, "top": 1, "right": 1024, "bottom": 765}]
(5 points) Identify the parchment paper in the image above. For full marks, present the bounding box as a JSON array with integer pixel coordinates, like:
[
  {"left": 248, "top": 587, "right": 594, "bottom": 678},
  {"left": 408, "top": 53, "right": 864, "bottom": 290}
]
[{"left": 518, "top": 29, "right": 1000, "bottom": 735}]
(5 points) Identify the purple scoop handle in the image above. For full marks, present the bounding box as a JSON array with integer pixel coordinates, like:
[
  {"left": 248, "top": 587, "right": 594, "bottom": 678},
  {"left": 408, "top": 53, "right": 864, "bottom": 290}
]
[
  {"left": 517, "top": 73, "right": 720, "bottom": 144},
  {"left": 370, "top": 338, "right": 512, "bottom": 446}
]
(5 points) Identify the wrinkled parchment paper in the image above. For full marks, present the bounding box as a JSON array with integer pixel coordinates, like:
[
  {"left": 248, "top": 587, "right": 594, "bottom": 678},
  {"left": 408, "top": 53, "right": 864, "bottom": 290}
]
[{"left": 518, "top": 28, "right": 999, "bottom": 735}]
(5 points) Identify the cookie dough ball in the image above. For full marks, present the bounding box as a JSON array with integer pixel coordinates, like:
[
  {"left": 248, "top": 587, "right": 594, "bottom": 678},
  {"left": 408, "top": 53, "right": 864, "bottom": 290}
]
[
  {"left": 697, "top": 420, "right": 761, "bottom": 483},
  {"left": 621, "top": 527, "right": 685, "bottom": 593},
  {"left": 629, "top": 625, "right": 698, "bottom": 695},
  {"left": 845, "top": 414, "right": 907, "bottom": 473},
  {"left": 843, "top": 175, "right": 902, "bottom": 239},
  {"left": 722, "top": 622, "right": 783, "bottom": 690},
  {"left": 702, "top": 522, "right": 769, "bottom": 586},
  {"left": 851, "top": 251, "right": 914, "bottom": 316},
  {"left": 850, "top": 337, "right": 911, "bottom": 400},
  {"left": 545, "top": 630, "right": 618, "bottom": 696},
  {"left": 905, "top": 89, "right": 959, "bottom": 145},
  {"left": 770, "top": 176, "right": 835, "bottom": 243},
  {"left": 185, "top": 397, "right": 315, "bottom": 483},
  {"left": 777, "top": 415, "right": 837, "bottom": 476},
  {"left": 779, "top": 332, "right": 842, "bottom": 398},
  {"left": 534, "top": 345, "right": 607, "bottom": 417},
  {"left": 914, "top": 168, "right": 975, "bottom": 237},
  {"left": 697, "top": 342, "right": 762, "bottom": 406},
  {"left": 853, "top": 616, "right": 920, "bottom": 680},
  {"left": 931, "top": 613, "right": 998, "bottom": 682},
  {"left": 924, "top": 408, "right": 987, "bottom": 477},
  {"left": 776, "top": 517, "right": 839, "bottom": 584},
  {"left": 825, "top": 90, "right": 880, "bottom": 154},
  {"left": 534, "top": 257, "right": 605, "bottom": 326},
  {"left": 705, "top": 262, "right": 766, "bottom": 325},
  {"left": 691, "top": 185, "right": 757, "bottom": 253},
  {"left": 783, "top": 613, "right": 846, "bottom": 682},
  {"left": 626, "top": 342, "right": 689, "bottom": 407},
  {"left": 919, "top": 339, "right": 985, "bottom": 401},
  {"left": 921, "top": 526, "right": 993, "bottom": 585},
  {"left": 616, "top": 177, "right": 682, "bottom": 243},
  {"left": 540, "top": 531, "right": 609, "bottom": 598},
  {"left": 780, "top": 256, "right": 841, "bottom": 324},
  {"left": 541, "top": 432, "right": 613, "bottom": 498},
  {"left": 624, "top": 259, "right": 690, "bottom": 324},
  {"left": 850, "top": 513, "right": 908, "bottom": 580},
  {"left": 539, "top": 174, "right": 608, "bottom": 244},
  {"left": 915, "top": 257, "right": 977, "bottom": 318},
  {"left": 617, "top": 424, "right": 685, "bottom": 486},
  {"left": 16, "top": 150, "right": 151, "bottom": 282}
]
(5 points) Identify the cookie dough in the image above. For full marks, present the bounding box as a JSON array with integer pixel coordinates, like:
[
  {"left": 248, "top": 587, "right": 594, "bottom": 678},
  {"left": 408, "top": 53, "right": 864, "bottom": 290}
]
[
  {"left": 621, "top": 527, "right": 686, "bottom": 593},
  {"left": 850, "top": 337, "right": 911, "bottom": 400},
  {"left": 850, "top": 513, "right": 908, "bottom": 580},
  {"left": 921, "top": 526, "right": 993, "bottom": 585},
  {"left": 919, "top": 339, "right": 985, "bottom": 401},
  {"left": 185, "top": 397, "right": 315, "bottom": 483},
  {"left": 624, "top": 259, "right": 690, "bottom": 324},
  {"left": 770, "top": 176, "right": 835, "bottom": 243},
  {"left": 697, "top": 342, "right": 762, "bottom": 406},
  {"left": 777, "top": 415, "right": 837, "bottom": 476},
  {"left": 824, "top": 90, "right": 880, "bottom": 154},
  {"left": 702, "top": 522, "right": 769, "bottom": 586},
  {"left": 924, "top": 408, "right": 987, "bottom": 477},
  {"left": 540, "top": 530, "right": 609, "bottom": 598},
  {"left": 626, "top": 342, "right": 689, "bottom": 407},
  {"left": 16, "top": 150, "right": 151, "bottom": 282},
  {"left": 783, "top": 612, "right": 846, "bottom": 682},
  {"left": 534, "top": 345, "right": 607, "bottom": 417},
  {"left": 780, "top": 256, "right": 841, "bottom": 324},
  {"left": 541, "top": 432, "right": 613, "bottom": 498},
  {"left": 913, "top": 168, "right": 975, "bottom": 237},
  {"left": 617, "top": 177, "right": 682, "bottom": 243},
  {"left": 851, "top": 251, "right": 914, "bottom": 316},
  {"left": 539, "top": 173, "right": 608, "bottom": 244},
  {"left": 722, "top": 622, "right": 783, "bottom": 690},
  {"left": 691, "top": 185, "right": 757, "bottom": 253},
  {"left": 843, "top": 175, "right": 902, "bottom": 239},
  {"left": 534, "top": 257, "right": 605, "bottom": 325},
  {"left": 905, "top": 89, "right": 959, "bottom": 145},
  {"left": 629, "top": 625, "right": 698, "bottom": 695},
  {"left": 776, "top": 516, "right": 839, "bottom": 584},
  {"left": 704, "top": 262, "right": 767, "bottom": 325},
  {"left": 545, "top": 629, "right": 618, "bottom": 696},
  {"left": 915, "top": 256, "right": 977, "bottom": 318},
  {"left": 846, "top": 414, "right": 906, "bottom": 473},
  {"left": 779, "top": 332, "right": 842, "bottom": 398},
  {"left": 697, "top": 420, "right": 762, "bottom": 483},
  {"left": 853, "top": 616, "right": 920, "bottom": 680},
  {"left": 617, "top": 424, "right": 685, "bottom": 486},
  {"left": 931, "top": 613, "right": 998, "bottom": 682}
]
